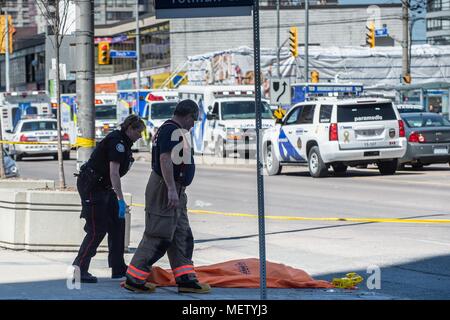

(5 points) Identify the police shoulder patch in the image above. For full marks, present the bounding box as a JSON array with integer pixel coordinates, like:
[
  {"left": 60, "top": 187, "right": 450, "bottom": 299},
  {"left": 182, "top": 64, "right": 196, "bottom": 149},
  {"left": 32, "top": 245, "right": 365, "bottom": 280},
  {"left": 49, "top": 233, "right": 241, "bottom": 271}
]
[{"left": 116, "top": 143, "right": 125, "bottom": 153}]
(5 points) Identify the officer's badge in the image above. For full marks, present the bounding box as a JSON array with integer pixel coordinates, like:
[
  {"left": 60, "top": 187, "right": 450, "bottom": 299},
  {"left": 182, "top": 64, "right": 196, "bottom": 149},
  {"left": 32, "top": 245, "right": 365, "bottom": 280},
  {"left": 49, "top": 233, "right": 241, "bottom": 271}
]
[{"left": 116, "top": 143, "right": 125, "bottom": 153}]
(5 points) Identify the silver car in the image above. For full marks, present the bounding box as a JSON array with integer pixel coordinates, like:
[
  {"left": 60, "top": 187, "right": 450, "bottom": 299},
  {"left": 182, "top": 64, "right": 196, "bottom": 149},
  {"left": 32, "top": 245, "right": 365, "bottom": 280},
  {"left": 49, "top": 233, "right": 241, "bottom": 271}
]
[
  {"left": 399, "top": 112, "right": 450, "bottom": 169},
  {"left": 2, "top": 148, "right": 19, "bottom": 177}
]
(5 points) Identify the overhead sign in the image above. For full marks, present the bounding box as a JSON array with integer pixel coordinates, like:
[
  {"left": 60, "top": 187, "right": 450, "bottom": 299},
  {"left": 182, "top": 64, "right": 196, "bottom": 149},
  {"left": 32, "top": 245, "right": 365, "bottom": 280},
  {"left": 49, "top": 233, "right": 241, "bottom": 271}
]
[
  {"left": 110, "top": 50, "right": 137, "bottom": 59},
  {"left": 270, "top": 78, "right": 291, "bottom": 106},
  {"left": 155, "top": 0, "right": 254, "bottom": 19},
  {"left": 375, "top": 28, "right": 388, "bottom": 37}
]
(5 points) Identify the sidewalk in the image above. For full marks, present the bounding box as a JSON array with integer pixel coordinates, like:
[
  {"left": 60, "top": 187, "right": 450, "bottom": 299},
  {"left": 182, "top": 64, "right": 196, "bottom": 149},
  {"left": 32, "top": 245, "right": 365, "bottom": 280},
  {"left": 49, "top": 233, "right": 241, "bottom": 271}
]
[{"left": 0, "top": 248, "right": 397, "bottom": 300}]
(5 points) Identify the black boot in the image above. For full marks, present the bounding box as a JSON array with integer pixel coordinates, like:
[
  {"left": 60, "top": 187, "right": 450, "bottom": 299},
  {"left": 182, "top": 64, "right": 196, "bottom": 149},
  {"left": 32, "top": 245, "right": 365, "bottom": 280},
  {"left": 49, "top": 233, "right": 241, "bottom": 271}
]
[
  {"left": 80, "top": 272, "right": 98, "bottom": 283},
  {"left": 112, "top": 265, "right": 128, "bottom": 279}
]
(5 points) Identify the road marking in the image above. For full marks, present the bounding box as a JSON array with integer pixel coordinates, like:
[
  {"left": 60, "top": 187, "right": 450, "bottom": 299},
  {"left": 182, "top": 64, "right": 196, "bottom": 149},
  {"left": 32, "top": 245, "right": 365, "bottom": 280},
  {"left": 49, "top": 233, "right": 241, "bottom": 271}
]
[{"left": 131, "top": 203, "right": 450, "bottom": 224}]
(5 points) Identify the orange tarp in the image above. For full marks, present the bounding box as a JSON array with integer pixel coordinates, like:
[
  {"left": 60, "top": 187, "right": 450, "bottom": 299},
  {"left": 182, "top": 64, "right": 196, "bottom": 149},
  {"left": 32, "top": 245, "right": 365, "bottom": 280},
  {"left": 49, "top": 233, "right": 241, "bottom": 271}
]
[{"left": 148, "top": 258, "right": 333, "bottom": 289}]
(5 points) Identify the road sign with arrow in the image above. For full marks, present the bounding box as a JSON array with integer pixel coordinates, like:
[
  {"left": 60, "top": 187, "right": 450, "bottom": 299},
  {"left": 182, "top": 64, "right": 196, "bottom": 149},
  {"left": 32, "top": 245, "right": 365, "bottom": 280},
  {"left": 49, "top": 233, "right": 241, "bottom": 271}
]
[{"left": 270, "top": 78, "right": 291, "bottom": 106}]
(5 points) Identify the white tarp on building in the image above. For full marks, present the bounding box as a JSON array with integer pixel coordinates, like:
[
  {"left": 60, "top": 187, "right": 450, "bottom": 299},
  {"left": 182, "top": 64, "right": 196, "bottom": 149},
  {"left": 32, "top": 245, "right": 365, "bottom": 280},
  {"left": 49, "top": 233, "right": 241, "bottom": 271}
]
[{"left": 187, "top": 45, "right": 450, "bottom": 96}]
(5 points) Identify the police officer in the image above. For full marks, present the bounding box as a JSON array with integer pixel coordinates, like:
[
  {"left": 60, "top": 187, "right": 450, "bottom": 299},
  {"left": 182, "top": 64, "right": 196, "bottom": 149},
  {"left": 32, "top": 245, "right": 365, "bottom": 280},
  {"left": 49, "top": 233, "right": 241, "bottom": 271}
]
[
  {"left": 72, "top": 114, "right": 146, "bottom": 283},
  {"left": 123, "top": 99, "right": 210, "bottom": 294}
]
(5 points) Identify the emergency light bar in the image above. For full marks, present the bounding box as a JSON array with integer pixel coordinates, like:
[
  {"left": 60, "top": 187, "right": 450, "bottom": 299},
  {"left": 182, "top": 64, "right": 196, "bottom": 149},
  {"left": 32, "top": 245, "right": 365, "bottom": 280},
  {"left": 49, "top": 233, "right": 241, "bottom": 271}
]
[{"left": 214, "top": 90, "right": 255, "bottom": 98}]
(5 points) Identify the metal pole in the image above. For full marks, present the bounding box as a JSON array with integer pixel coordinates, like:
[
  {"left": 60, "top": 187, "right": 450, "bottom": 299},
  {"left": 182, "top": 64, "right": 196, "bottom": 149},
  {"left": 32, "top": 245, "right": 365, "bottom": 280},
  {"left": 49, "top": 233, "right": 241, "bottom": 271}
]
[
  {"left": 276, "top": 0, "right": 280, "bottom": 78},
  {"left": 5, "top": 10, "right": 10, "bottom": 92},
  {"left": 76, "top": 0, "right": 95, "bottom": 169},
  {"left": 136, "top": 0, "right": 141, "bottom": 90},
  {"left": 252, "top": 0, "right": 267, "bottom": 301},
  {"left": 304, "top": 0, "right": 309, "bottom": 82},
  {"left": 402, "top": 0, "right": 409, "bottom": 84}
]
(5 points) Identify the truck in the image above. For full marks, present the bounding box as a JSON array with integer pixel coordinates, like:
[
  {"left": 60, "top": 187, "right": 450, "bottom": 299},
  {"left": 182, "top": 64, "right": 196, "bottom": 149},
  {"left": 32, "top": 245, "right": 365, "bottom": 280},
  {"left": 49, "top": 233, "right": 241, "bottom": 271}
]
[
  {"left": 177, "top": 85, "right": 275, "bottom": 157},
  {"left": 0, "top": 91, "right": 52, "bottom": 138},
  {"left": 117, "top": 89, "right": 179, "bottom": 150}
]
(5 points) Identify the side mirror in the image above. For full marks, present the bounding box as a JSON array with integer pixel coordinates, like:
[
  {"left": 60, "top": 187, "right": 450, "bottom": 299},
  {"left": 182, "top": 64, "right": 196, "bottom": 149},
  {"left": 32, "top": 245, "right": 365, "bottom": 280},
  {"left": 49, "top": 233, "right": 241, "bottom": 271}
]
[
  {"left": 5, "top": 130, "right": 12, "bottom": 134},
  {"left": 208, "top": 106, "right": 213, "bottom": 112},
  {"left": 206, "top": 113, "right": 214, "bottom": 120}
]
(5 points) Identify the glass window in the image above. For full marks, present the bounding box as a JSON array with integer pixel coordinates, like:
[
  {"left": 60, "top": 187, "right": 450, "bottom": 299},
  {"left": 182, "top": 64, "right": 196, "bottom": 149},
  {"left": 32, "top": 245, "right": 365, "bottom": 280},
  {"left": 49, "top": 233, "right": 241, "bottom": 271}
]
[
  {"left": 285, "top": 107, "right": 301, "bottom": 125},
  {"left": 150, "top": 102, "right": 177, "bottom": 120},
  {"left": 403, "top": 114, "right": 450, "bottom": 128},
  {"left": 319, "top": 105, "right": 333, "bottom": 123},
  {"left": 21, "top": 121, "right": 57, "bottom": 132},
  {"left": 298, "top": 105, "right": 315, "bottom": 124},
  {"left": 95, "top": 104, "right": 117, "bottom": 120},
  {"left": 220, "top": 101, "right": 273, "bottom": 120},
  {"left": 337, "top": 103, "right": 397, "bottom": 123}
]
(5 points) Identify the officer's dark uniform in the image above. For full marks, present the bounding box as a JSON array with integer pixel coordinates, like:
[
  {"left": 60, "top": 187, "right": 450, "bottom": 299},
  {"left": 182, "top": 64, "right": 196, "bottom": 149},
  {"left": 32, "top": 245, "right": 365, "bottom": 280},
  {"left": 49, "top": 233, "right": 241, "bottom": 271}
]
[{"left": 73, "top": 129, "right": 134, "bottom": 277}]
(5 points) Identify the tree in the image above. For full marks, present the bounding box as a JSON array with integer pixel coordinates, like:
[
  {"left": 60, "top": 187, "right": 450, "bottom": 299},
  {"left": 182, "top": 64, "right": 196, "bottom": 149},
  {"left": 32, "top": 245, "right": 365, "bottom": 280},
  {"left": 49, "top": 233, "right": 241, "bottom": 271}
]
[{"left": 35, "top": 0, "right": 74, "bottom": 189}]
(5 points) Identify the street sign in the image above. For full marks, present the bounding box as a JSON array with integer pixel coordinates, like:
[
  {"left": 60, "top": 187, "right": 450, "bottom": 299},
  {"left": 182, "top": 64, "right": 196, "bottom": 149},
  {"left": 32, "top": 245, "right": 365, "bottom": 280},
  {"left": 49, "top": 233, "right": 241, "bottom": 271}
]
[
  {"left": 375, "top": 28, "right": 388, "bottom": 37},
  {"left": 270, "top": 78, "right": 291, "bottom": 105},
  {"left": 111, "top": 34, "right": 128, "bottom": 44},
  {"left": 110, "top": 50, "right": 137, "bottom": 59},
  {"left": 155, "top": 0, "right": 254, "bottom": 19}
]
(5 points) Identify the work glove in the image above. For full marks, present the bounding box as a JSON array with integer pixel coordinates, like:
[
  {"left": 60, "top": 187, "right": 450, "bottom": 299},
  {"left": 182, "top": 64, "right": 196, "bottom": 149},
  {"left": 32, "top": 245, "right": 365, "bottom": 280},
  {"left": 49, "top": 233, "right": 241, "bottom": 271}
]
[{"left": 118, "top": 199, "right": 126, "bottom": 219}]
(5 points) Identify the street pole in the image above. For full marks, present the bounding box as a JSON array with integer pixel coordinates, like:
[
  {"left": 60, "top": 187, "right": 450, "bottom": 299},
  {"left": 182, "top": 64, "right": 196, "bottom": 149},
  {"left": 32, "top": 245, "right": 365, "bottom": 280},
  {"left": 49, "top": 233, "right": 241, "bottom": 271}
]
[
  {"left": 304, "top": 0, "right": 309, "bottom": 82},
  {"left": 136, "top": 0, "right": 141, "bottom": 90},
  {"left": 5, "top": 10, "right": 10, "bottom": 92},
  {"left": 402, "top": 0, "right": 409, "bottom": 84},
  {"left": 76, "top": 0, "right": 95, "bottom": 169},
  {"left": 276, "top": 0, "right": 280, "bottom": 78},
  {"left": 252, "top": 0, "right": 267, "bottom": 301}
]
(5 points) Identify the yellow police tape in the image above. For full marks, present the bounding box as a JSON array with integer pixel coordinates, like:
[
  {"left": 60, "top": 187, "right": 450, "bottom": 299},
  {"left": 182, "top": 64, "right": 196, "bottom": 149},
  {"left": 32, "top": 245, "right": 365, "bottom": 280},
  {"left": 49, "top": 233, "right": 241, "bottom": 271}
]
[
  {"left": 0, "top": 137, "right": 96, "bottom": 148},
  {"left": 130, "top": 204, "right": 450, "bottom": 225}
]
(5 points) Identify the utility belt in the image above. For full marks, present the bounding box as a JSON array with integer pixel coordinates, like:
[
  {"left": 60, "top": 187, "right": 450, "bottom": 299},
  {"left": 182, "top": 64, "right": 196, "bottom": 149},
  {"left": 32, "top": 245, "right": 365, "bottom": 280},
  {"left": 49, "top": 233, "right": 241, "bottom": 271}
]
[{"left": 75, "top": 164, "right": 111, "bottom": 195}]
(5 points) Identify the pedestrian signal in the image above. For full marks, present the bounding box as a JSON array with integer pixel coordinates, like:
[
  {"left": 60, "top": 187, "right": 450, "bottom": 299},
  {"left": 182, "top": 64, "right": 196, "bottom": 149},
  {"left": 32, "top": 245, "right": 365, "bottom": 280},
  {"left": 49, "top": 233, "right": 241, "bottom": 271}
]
[
  {"left": 289, "top": 26, "right": 298, "bottom": 57},
  {"left": 98, "top": 41, "right": 111, "bottom": 65}
]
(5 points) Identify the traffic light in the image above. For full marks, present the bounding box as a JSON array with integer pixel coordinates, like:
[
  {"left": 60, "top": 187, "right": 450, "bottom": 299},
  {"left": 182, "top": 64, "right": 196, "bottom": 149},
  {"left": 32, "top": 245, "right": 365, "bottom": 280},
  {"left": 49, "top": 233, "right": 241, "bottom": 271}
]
[
  {"left": 403, "top": 74, "right": 411, "bottom": 84},
  {"left": 0, "top": 15, "right": 14, "bottom": 54},
  {"left": 289, "top": 26, "right": 298, "bottom": 57},
  {"left": 311, "top": 70, "right": 319, "bottom": 83},
  {"left": 366, "top": 21, "right": 375, "bottom": 48},
  {"left": 98, "top": 41, "right": 111, "bottom": 65}
]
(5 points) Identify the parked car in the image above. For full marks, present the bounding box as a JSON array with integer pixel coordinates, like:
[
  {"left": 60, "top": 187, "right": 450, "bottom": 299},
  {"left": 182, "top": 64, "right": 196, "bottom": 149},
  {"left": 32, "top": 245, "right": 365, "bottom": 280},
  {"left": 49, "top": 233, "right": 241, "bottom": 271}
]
[
  {"left": 399, "top": 112, "right": 450, "bottom": 168},
  {"left": 262, "top": 98, "right": 407, "bottom": 177},
  {"left": 2, "top": 148, "right": 19, "bottom": 177},
  {"left": 6, "top": 117, "right": 71, "bottom": 161}
]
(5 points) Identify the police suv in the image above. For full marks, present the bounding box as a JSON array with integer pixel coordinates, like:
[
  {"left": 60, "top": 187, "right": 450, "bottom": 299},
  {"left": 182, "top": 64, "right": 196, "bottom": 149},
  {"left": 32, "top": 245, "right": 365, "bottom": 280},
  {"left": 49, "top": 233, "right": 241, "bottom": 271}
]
[{"left": 262, "top": 98, "right": 407, "bottom": 177}]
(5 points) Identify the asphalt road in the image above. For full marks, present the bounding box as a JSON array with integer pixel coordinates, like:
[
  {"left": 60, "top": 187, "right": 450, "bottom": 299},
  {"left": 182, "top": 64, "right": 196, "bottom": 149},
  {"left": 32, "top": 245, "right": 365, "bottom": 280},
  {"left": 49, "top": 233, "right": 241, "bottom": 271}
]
[{"left": 14, "top": 153, "right": 450, "bottom": 299}]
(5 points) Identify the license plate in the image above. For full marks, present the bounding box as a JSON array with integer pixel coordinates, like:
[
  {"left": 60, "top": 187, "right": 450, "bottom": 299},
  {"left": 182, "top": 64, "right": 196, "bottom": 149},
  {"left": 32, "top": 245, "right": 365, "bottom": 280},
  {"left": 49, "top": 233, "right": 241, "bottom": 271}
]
[{"left": 434, "top": 148, "right": 448, "bottom": 155}]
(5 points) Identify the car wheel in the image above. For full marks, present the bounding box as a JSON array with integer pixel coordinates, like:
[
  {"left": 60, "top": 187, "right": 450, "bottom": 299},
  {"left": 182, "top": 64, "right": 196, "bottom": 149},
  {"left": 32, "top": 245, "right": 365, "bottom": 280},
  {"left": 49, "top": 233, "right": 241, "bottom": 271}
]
[
  {"left": 308, "top": 146, "right": 328, "bottom": 178},
  {"left": 215, "top": 140, "right": 226, "bottom": 158},
  {"left": 63, "top": 151, "right": 70, "bottom": 160},
  {"left": 265, "top": 143, "right": 281, "bottom": 176},
  {"left": 332, "top": 163, "right": 348, "bottom": 174},
  {"left": 378, "top": 159, "right": 398, "bottom": 175},
  {"left": 13, "top": 153, "right": 22, "bottom": 161},
  {"left": 53, "top": 154, "right": 58, "bottom": 160}
]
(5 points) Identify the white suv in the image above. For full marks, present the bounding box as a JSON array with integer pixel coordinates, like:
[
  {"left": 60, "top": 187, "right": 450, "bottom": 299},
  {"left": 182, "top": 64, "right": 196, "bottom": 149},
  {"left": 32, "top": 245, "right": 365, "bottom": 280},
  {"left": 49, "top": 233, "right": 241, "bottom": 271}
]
[{"left": 262, "top": 98, "right": 407, "bottom": 177}]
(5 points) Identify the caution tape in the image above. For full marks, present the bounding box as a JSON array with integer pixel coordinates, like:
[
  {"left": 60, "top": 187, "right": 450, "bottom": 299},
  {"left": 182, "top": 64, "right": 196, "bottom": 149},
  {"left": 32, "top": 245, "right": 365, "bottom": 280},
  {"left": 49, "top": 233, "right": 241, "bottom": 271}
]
[
  {"left": 74, "top": 137, "right": 96, "bottom": 148},
  {"left": 0, "top": 137, "right": 96, "bottom": 148},
  {"left": 130, "top": 204, "right": 450, "bottom": 225}
]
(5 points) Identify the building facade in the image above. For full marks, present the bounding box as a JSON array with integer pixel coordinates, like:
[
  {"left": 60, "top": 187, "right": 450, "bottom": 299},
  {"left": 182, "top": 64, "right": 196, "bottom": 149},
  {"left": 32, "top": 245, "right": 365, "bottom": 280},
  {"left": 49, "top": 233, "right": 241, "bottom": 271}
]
[
  {"left": 93, "top": 0, "right": 153, "bottom": 25},
  {"left": 427, "top": 0, "right": 450, "bottom": 45}
]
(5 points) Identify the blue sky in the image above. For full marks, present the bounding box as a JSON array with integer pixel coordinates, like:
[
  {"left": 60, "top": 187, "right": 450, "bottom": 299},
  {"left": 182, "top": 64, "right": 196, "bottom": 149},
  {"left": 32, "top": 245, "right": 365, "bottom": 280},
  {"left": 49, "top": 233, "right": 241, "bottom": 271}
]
[{"left": 338, "top": 0, "right": 427, "bottom": 41}]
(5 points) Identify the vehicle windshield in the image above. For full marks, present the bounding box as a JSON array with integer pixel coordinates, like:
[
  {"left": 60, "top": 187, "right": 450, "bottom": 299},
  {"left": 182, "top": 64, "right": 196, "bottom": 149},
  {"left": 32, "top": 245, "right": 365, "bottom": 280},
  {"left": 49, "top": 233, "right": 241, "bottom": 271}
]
[
  {"left": 21, "top": 121, "right": 57, "bottom": 132},
  {"left": 221, "top": 101, "right": 273, "bottom": 120},
  {"left": 338, "top": 103, "right": 397, "bottom": 122},
  {"left": 95, "top": 105, "right": 117, "bottom": 120},
  {"left": 403, "top": 114, "right": 450, "bottom": 128},
  {"left": 150, "top": 102, "right": 177, "bottom": 120}
]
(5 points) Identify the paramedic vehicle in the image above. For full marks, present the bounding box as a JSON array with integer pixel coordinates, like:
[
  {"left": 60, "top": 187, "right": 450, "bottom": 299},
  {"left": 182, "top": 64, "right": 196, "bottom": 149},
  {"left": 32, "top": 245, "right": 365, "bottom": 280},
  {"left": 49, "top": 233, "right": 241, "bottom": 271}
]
[
  {"left": 262, "top": 97, "right": 407, "bottom": 177},
  {"left": 178, "top": 85, "right": 275, "bottom": 157},
  {"left": 0, "top": 91, "right": 52, "bottom": 137},
  {"left": 117, "top": 89, "right": 178, "bottom": 150}
]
